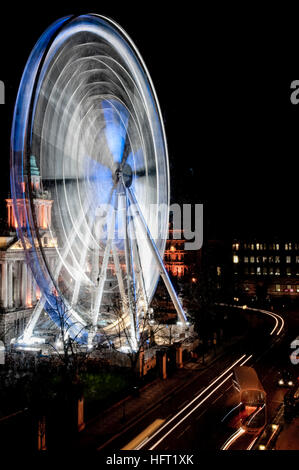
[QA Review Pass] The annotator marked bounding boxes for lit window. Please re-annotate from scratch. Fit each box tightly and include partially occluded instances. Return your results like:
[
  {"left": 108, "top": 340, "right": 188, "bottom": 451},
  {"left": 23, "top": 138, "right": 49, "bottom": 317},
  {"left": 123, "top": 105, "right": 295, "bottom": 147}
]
[
  {"left": 296, "top": 256, "right": 299, "bottom": 264},
  {"left": 250, "top": 267, "right": 255, "bottom": 275},
  {"left": 275, "top": 256, "right": 280, "bottom": 263},
  {"left": 250, "top": 257, "right": 255, "bottom": 263},
  {"left": 285, "top": 243, "right": 289, "bottom": 250},
  {"left": 217, "top": 266, "right": 221, "bottom": 276},
  {"left": 269, "top": 256, "right": 274, "bottom": 263},
  {"left": 275, "top": 268, "right": 280, "bottom": 276},
  {"left": 262, "top": 257, "right": 267, "bottom": 263},
  {"left": 235, "top": 243, "right": 239, "bottom": 251},
  {"left": 296, "top": 285, "right": 299, "bottom": 292},
  {"left": 233, "top": 256, "right": 239, "bottom": 264},
  {"left": 262, "top": 267, "right": 267, "bottom": 275},
  {"left": 275, "top": 284, "right": 281, "bottom": 292},
  {"left": 276, "top": 244, "right": 280, "bottom": 250},
  {"left": 251, "top": 244, "right": 255, "bottom": 250},
  {"left": 256, "top": 256, "right": 261, "bottom": 263},
  {"left": 256, "top": 243, "right": 260, "bottom": 250},
  {"left": 269, "top": 267, "right": 274, "bottom": 275},
  {"left": 286, "top": 267, "right": 291, "bottom": 276},
  {"left": 170, "top": 246, "right": 176, "bottom": 252},
  {"left": 244, "top": 257, "right": 249, "bottom": 263},
  {"left": 257, "top": 266, "right": 261, "bottom": 275},
  {"left": 286, "top": 256, "right": 291, "bottom": 264}
]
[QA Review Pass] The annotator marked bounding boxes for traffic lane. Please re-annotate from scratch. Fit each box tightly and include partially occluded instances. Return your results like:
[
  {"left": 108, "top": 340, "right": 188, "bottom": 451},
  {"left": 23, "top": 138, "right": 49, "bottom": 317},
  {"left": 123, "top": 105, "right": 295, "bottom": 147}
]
[
  {"left": 159, "top": 331, "right": 290, "bottom": 451},
  {"left": 101, "top": 350, "right": 249, "bottom": 451},
  {"left": 141, "top": 372, "right": 242, "bottom": 450}
]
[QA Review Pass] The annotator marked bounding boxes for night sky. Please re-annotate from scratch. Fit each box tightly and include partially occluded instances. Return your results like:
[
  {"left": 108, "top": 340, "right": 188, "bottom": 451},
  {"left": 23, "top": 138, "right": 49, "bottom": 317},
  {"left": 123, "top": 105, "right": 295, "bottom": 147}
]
[{"left": 0, "top": 4, "right": 299, "bottom": 240}]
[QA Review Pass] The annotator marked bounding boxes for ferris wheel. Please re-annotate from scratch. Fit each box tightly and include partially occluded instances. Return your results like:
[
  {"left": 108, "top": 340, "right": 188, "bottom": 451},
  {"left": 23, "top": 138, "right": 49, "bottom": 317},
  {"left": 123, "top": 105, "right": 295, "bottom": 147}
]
[{"left": 11, "top": 14, "right": 186, "bottom": 348}]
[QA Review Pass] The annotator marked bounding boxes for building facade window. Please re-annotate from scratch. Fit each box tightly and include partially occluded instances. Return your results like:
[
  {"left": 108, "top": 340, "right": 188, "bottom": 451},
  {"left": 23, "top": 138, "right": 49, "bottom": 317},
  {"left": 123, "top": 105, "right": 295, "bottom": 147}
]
[
  {"left": 286, "top": 256, "right": 291, "bottom": 264},
  {"left": 275, "top": 284, "right": 281, "bottom": 292},
  {"left": 233, "top": 255, "right": 239, "bottom": 264}
]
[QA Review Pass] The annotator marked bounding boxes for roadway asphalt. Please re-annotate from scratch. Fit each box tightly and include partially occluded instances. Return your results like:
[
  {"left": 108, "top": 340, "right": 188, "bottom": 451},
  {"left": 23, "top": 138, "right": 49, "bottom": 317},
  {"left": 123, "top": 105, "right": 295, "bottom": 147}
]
[{"left": 89, "top": 305, "right": 295, "bottom": 452}]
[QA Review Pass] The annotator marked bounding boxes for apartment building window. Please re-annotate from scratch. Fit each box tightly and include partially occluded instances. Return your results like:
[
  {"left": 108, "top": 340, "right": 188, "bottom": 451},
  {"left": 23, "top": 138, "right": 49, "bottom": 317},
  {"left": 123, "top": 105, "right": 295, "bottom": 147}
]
[
  {"left": 269, "top": 256, "right": 274, "bottom": 263},
  {"left": 244, "top": 267, "right": 249, "bottom": 275},
  {"left": 262, "top": 267, "right": 267, "bottom": 275},
  {"left": 286, "top": 256, "right": 291, "bottom": 264},
  {"left": 233, "top": 255, "right": 239, "bottom": 264},
  {"left": 275, "top": 256, "right": 280, "bottom": 263},
  {"left": 256, "top": 243, "right": 260, "bottom": 250},
  {"left": 296, "top": 285, "right": 299, "bottom": 293},
  {"left": 275, "top": 268, "right": 280, "bottom": 275},
  {"left": 275, "top": 284, "right": 281, "bottom": 292},
  {"left": 244, "top": 257, "right": 249, "bottom": 263},
  {"left": 269, "top": 267, "right": 274, "bottom": 275},
  {"left": 217, "top": 266, "right": 221, "bottom": 276},
  {"left": 250, "top": 256, "right": 255, "bottom": 263},
  {"left": 262, "top": 256, "right": 267, "bottom": 263},
  {"left": 257, "top": 266, "right": 261, "bottom": 275},
  {"left": 250, "top": 267, "right": 255, "bottom": 275},
  {"left": 286, "top": 267, "right": 291, "bottom": 276},
  {"left": 251, "top": 244, "right": 255, "bottom": 250},
  {"left": 296, "top": 256, "right": 299, "bottom": 263},
  {"left": 276, "top": 244, "right": 280, "bottom": 250},
  {"left": 256, "top": 256, "right": 261, "bottom": 263}
]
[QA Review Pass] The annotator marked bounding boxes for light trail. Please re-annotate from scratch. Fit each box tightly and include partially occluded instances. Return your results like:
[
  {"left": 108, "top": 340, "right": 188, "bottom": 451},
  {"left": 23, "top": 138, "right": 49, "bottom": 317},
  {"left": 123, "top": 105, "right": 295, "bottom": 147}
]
[
  {"left": 122, "top": 419, "right": 165, "bottom": 450},
  {"left": 137, "top": 354, "right": 247, "bottom": 450},
  {"left": 247, "top": 436, "right": 258, "bottom": 450},
  {"left": 218, "top": 303, "right": 285, "bottom": 336},
  {"left": 221, "top": 427, "right": 245, "bottom": 450}
]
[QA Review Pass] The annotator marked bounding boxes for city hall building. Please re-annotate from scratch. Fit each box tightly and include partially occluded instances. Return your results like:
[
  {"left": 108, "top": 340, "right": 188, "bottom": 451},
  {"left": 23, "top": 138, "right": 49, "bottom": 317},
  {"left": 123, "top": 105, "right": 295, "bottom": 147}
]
[{"left": 0, "top": 156, "right": 56, "bottom": 344}]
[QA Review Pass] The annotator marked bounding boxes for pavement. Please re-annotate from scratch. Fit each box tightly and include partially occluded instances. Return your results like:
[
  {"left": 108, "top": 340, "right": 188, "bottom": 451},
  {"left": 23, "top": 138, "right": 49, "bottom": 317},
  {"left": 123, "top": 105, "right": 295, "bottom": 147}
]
[{"left": 77, "top": 339, "right": 239, "bottom": 450}]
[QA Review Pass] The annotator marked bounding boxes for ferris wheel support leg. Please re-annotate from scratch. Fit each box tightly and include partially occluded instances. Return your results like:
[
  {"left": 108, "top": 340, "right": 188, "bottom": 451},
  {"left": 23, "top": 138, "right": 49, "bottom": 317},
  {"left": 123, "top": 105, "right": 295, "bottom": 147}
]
[
  {"left": 119, "top": 191, "right": 138, "bottom": 351},
  {"left": 20, "top": 296, "right": 46, "bottom": 342},
  {"left": 91, "top": 210, "right": 116, "bottom": 336},
  {"left": 131, "top": 230, "right": 148, "bottom": 313},
  {"left": 111, "top": 243, "right": 126, "bottom": 306},
  {"left": 127, "top": 187, "right": 187, "bottom": 324}
]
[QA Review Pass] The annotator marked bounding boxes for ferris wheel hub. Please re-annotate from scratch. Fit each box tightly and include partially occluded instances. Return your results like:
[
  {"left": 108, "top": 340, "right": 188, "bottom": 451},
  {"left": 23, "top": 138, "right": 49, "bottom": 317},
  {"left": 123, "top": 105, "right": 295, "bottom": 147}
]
[{"left": 113, "top": 163, "right": 133, "bottom": 188}]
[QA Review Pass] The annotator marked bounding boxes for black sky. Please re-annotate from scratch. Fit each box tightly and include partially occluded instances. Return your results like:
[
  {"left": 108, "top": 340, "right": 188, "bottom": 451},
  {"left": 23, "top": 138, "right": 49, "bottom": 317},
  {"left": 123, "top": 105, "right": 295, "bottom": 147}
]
[{"left": 1, "top": 4, "right": 299, "bottom": 240}]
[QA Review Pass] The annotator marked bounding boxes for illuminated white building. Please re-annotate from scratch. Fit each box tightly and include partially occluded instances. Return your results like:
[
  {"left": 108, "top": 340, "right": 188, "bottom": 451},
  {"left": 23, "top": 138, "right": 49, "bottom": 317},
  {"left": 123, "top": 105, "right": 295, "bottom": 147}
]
[{"left": 0, "top": 156, "right": 56, "bottom": 344}]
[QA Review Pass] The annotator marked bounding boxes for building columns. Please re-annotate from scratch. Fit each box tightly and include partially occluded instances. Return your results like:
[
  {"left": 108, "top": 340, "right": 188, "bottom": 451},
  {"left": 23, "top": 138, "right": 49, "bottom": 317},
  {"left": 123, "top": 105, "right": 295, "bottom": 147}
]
[
  {"left": 1, "top": 262, "right": 8, "bottom": 308},
  {"left": 8, "top": 262, "right": 13, "bottom": 309}
]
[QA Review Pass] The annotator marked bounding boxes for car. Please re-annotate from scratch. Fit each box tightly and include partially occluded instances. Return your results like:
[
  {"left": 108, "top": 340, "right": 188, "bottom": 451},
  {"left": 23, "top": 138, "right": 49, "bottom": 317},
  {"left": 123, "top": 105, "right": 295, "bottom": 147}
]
[{"left": 277, "top": 369, "right": 295, "bottom": 388}]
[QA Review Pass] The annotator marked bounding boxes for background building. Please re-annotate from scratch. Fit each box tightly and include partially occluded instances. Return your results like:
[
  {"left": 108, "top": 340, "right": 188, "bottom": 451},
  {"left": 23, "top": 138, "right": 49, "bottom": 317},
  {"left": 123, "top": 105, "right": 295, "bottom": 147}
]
[{"left": 232, "top": 239, "right": 299, "bottom": 302}]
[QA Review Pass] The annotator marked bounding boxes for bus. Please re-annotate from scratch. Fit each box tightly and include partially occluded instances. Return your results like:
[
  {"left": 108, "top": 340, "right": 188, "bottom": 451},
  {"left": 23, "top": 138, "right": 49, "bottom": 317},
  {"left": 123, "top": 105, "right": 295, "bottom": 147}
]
[{"left": 232, "top": 366, "right": 267, "bottom": 434}]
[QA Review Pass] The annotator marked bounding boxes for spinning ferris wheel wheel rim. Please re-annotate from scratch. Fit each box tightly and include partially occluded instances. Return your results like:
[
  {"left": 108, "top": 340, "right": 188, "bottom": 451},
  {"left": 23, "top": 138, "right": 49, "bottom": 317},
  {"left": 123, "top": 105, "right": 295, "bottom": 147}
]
[{"left": 11, "top": 14, "right": 171, "bottom": 344}]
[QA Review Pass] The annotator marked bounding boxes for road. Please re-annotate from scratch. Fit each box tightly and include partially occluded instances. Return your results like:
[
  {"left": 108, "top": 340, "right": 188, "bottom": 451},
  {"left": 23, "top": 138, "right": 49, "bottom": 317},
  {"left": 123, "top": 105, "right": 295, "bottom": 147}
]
[{"left": 100, "top": 305, "right": 295, "bottom": 451}]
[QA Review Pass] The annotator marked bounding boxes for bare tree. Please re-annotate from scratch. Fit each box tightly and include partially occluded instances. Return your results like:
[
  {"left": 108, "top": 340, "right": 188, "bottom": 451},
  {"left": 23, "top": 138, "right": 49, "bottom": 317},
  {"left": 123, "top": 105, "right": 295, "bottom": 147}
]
[{"left": 100, "top": 292, "right": 165, "bottom": 378}]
